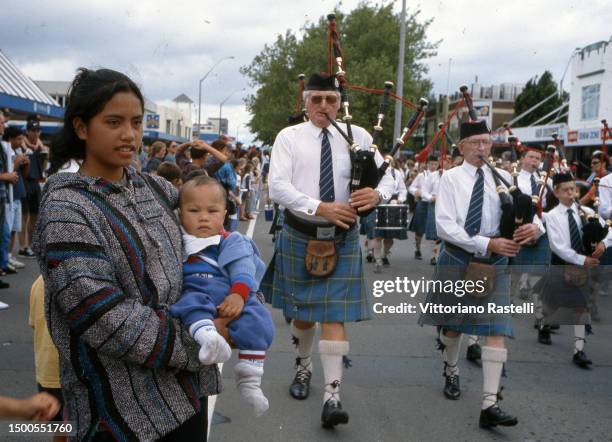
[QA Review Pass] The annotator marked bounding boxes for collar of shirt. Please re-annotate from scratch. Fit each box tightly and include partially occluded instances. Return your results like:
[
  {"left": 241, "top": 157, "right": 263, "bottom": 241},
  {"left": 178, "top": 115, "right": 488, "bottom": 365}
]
[
  {"left": 461, "top": 160, "right": 482, "bottom": 177},
  {"left": 182, "top": 230, "right": 222, "bottom": 261},
  {"left": 519, "top": 169, "right": 537, "bottom": 179},
  {"left": 306, "top": 120, "right": 336, "bottom": 140}
]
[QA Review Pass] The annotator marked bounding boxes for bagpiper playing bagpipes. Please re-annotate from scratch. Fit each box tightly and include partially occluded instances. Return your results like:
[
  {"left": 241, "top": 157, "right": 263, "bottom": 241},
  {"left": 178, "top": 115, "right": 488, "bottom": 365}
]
[
  {"left": 261, "top": 13, "right": 437, "bottom": 429},
  {"left": 418, "top": 84, "right": 545, "bottom": 429}
]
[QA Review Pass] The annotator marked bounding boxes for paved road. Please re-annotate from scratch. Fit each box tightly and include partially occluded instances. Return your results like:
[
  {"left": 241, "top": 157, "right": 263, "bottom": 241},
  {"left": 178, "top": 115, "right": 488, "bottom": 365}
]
[{"left": 1, "top": 211, "right": 611, "bottom": 441}]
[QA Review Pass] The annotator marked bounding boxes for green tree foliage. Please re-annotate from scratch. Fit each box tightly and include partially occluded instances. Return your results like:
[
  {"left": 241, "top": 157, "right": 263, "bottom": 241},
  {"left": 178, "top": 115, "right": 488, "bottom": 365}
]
[
  {"left": 241, "top": 2, "right": 439, "bottom": 146},
  {"left": 513, "top": 71, "right": 569, "bottom": 126}
]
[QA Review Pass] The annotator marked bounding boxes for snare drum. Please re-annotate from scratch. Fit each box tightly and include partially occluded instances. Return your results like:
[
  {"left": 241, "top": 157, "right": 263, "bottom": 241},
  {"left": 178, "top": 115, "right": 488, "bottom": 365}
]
[{"left": 375, "top": 204, "right": 409, "bottom": 230}]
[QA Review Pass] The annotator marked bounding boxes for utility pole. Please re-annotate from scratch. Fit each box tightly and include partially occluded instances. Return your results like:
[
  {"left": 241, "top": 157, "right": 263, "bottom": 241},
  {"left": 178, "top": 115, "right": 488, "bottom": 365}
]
[{"left": 393, "top": 0, "right": 407, "bottom": 143}]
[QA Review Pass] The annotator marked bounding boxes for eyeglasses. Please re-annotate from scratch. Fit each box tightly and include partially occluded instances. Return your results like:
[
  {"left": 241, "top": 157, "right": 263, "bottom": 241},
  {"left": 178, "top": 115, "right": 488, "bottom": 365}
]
[{"left": 310, "top": 95, "right": 338, "bottom": 105}]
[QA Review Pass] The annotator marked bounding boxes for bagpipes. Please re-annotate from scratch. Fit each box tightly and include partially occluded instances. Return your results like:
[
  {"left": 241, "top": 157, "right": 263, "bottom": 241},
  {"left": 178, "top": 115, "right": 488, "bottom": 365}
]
[
  {"left": 323, "top": 13, "right": 428, "bottom": 209},
  {"left": 288, "top": 74, "right": 308, "bottom": 125},
  {"left": 458, "top": 85, "right": 536, "bottom": 239}
]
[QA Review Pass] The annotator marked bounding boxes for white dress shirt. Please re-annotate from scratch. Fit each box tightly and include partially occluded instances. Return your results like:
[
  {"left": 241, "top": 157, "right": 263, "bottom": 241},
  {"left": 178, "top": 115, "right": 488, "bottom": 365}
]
[
  {"left": 421, "top": 170, "right": 441, "bottom": 202},
  {"left": 269, "top": 120, "right": 395, "bottom": 223},
  {"left": 390, "top": 168, "right": 408, "bottom": 203},
  {"left": 598, "top": 173, "right": 612, "bottom": 220},
  {"left": 408, "top": 170, "right": 429, "bottom": 197},
  {"left": 517, "top": 168, "right": 552, "bottom": 209},
  {"left": 544, "top": 202, "right": 612, "bottom": 266},
  {"left": 436, "top": 161, "right": 544, "bottom": 256}
]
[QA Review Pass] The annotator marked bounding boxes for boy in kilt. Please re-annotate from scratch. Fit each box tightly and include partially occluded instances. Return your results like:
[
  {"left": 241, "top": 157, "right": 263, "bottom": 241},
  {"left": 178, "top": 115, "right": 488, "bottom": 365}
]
[
  {"left": 510, "top": 145, "right": 552, "bottom": 324},
  {"left": 538, "top": 173, "right": 612, "bottom": 367},
  {"left": 262, "top": 73, "right": 394, "bottom": 428},
  {"left": 419, "top": 120, "right": 543, "bottom": 429}
]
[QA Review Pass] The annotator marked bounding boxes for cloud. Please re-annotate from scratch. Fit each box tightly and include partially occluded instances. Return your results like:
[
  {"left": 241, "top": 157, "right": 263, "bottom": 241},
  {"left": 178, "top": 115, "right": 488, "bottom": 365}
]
[{"left": 4, "top": 0, "right": 611, "bottom": 143}]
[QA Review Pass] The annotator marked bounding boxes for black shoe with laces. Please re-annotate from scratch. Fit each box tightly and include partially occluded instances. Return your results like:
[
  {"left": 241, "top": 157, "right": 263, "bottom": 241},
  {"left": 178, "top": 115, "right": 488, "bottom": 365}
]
[
  {"left": 442, "top": 363, "right": 461, "bottom": 400},
  {"left": 466, "top": 343, "right": 482, "bottom": 365},
  {"left": 572, "top": 350, "right": 592, "bottom": 369},
  {"left": 382, "top": 257, "right": 390, "bottom": 266},
  {"left": 538, "top": 326, "right": 552, "bottom": 345},
  {"left": 415, "top": 250, "right": 422, "bottom": 260},
  {"left": 321, "top": 398, "right": 349, "bottom": 429},
  {"left": 289, "top": 358, "right": 311, "bottom": 400},
  {"left": 366, "top": 253, "right": 374, "bottom": 263},
  {"left": 479, "top": 404, "right": 518, "bottom": 428},
  {"left": 0, "top": 280, "right": 9, "bottom": 289}
]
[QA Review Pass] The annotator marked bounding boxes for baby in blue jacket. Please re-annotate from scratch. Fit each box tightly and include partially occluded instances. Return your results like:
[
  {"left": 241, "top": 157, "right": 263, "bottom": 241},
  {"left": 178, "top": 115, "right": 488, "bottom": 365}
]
[{"left": 170, "top": 176, "right": 274, "bottom": 416}]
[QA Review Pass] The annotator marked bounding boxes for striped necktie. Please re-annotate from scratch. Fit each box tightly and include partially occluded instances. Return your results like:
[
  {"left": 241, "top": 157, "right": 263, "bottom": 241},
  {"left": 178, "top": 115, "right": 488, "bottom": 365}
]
[
  {"left": 319, "top": 128, "right": 335, "bottom": 202},
  {"left": 567, "top": 208, "right": 583, "bottom": 253},
  {"left": 530, "top": 174, "right": 538, "bottom": 196},
  {"left": 464, "top": 167, "right": 484, "bottom": 237}
]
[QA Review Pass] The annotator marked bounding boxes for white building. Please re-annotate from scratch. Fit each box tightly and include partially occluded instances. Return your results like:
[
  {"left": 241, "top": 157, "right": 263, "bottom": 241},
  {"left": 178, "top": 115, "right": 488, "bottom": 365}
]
[{"left": 567, "top": 37, "right": 612, "bottom": 147}]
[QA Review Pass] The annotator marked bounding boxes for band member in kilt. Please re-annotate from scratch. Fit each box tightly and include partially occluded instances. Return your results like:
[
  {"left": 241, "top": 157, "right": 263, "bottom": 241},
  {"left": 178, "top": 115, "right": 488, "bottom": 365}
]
[
  {"left": 419, "top": 120, "right": 543, "bottom": 429},
  {"left": 408, "top": 160, "right": 432, "bottom": 260},
  {"left": 539, "top": 173, "right": 612, "bottom": 366},
  {"left": 262, "top": 73, "right": 394, "bottom": 428},
  {"left": 422, "top": 154, "right": 441, "bottom": 265},
  {"left": 371, "top": 155, "right": 408, "bottom": 273},
  {"left": 510, "top": 145, "right": 551, "bottom": 306}
]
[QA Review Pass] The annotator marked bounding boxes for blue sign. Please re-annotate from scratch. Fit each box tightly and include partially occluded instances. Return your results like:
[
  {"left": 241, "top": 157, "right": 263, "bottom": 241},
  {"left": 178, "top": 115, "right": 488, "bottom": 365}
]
[{"left": 146, "top": 114, "right": 160, "bottom": 129}]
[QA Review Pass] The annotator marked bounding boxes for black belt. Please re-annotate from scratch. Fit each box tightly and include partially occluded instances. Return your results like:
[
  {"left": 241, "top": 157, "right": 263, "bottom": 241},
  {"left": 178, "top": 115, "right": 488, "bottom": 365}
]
[
  {"left": 284, "top": 209, "right": 354, "bottom": 239},
  {"left": 443, "top": 241, "right": 502, "bottom": 263}
]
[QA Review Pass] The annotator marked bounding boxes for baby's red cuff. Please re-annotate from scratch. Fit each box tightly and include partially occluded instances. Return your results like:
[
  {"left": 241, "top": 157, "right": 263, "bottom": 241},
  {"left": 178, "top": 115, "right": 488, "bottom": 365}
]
[{"left": 230, "top": 282, "right": 250, "bottom": 301}]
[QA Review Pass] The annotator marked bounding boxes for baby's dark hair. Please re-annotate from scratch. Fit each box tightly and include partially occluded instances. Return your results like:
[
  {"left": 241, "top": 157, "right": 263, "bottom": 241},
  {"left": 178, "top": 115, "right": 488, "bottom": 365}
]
[
  {"left": 50, "top": 68, "right": 144, "bottom": 171},
  {"left": 179, "top": 175, "right": 227, "bottom": 208}
]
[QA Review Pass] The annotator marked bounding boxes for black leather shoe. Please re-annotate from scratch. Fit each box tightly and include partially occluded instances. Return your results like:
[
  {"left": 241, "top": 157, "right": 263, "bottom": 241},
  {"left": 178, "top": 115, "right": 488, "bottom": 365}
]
[
  {"left": 538, "top": 326, "right": 552, "bottom": 345},
  {"left": 466, "top": 343, "right": 482, "bottom": 365},
  {"left": 382, "top": 257, "right": 390, "bottom": 266},
  {"left": 366, "top": 253, "right": 374, "bottom": 263},
  {"left": 0, "top": 280, "right": 9, "bottom": 289},
  {"left": 289, "top": 362, "right": 311, "bottom": 400},
  {"left": 415, "top": 250, "right": 422, "bottom": 260},
  {"left": 572, "top": 351, "right": 592, "bottom": 369},
  {"left": 479, "top": 405, "right": 518, "bottom": 428},
  {"left": 430, "top": 257, "right": 437, "bottom": 266},
  {"left": 443, "top": 373, "right": 461, "bottom": 400},
  {"left": 321, "top": 399, "right": 349, "bottom": 428}
]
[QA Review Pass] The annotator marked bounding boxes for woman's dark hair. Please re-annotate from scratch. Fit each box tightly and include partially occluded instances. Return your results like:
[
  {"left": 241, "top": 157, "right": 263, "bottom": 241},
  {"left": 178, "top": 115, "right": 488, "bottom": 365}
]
[
  {"left": 190, "top": 146, "right": 207, "bottom": 160},
  {"left": 156, "top": 162, "right": 181, "bottom": 183},
  {"left": 50, "top": 68, "right": 144, "bottom": 172}
]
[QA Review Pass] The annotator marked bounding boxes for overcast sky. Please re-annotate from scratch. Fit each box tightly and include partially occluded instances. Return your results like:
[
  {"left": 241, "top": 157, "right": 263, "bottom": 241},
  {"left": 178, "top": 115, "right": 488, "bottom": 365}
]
[{"left": 3, "top": 0, "right": 610, "bottom": 144}]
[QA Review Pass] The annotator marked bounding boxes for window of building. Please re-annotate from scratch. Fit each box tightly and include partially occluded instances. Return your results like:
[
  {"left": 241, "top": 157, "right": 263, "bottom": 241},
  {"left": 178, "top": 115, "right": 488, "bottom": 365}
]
[{"left": 581, "top": 84, "right": 600, "bottom": 120}]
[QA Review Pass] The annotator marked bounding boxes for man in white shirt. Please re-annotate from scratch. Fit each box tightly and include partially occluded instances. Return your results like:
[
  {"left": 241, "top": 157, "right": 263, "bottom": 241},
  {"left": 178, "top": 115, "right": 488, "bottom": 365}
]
[
  {"left": 262, "top": 73, "right": 394, "bottom": 429},
  {"left": 540, "top": 173, "right": 612, "bottom": 367},
  {"left": 420, "top": 119, "right": 542, "bottom": 429},
  {"left": 408, "top": 160, "right": 432, "bottom": 259}
]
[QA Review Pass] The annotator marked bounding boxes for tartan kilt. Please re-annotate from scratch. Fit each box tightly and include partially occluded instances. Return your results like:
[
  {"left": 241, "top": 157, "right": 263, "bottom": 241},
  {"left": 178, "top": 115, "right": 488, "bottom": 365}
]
[
  {"left": 509, "top": 233, "right": 551, "bottom": 274},
  {"left": 375, "top": 228, "right": 408, "bottom": 240},
  {"left": 261, "top": 224, "right": 370, "bottom": 323},
  {"left": 540, "top": 263, "right": 591, "bottom": 325},
  {"left": 418, "top": 243, "right": 514, "bottom": 337},
  {"left": 408, "top": 200, "right": 428, "bottom": 235},
  {"left": 359, "top": 211, "right": 377, "bottom": 239},
  {"left": 425, "top": 202, "right": 438, "bottom": 241}
]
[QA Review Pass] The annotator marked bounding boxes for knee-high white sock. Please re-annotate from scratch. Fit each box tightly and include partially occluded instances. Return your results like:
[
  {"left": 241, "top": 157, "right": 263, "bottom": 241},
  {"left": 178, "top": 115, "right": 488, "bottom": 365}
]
[
  {"left": 467, "top": 334, "right": 479, "bottom": 346},
  {"left": 235, "top": 352, "right": 268, "bottom": 417},
  {"left": 373, "top": 239, "right": 383, "bottom": 262},
  {"left": 291, "top": 322, "right": 315, "bottom": 371},
  {"left": 383, "top": 239, "right": 393, "bottom": 256},
  {"left": 319, "top": 340, "right": 349, "bottom": 404},
  {"left": 440, "top": 331, "right": 462, "bottom": 376},
  {"left": 481, "top": 346, "right": 507, "bottom": 409},
  {"left": 574, "top": 325, "right": 586, "bottom": 353}
]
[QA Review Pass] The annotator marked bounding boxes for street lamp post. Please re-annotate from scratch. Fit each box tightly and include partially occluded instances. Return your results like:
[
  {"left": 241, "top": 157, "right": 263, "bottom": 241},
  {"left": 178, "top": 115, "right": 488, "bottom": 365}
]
[
  {"left": 218, "top": 88, "right": 245, "bottom": 136},
  {"left": 236, "top": 122, "right": 247, "bottom": 141},
  {"left": 197, "top": 55, "right": 234, "bottom": 138}
]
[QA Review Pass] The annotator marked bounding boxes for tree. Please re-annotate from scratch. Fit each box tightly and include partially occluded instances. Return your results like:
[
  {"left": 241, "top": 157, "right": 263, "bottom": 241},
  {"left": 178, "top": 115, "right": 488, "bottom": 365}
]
[
  {"left": 241, "top": 2, "right": 439, "bottom": 146},
  {"left": 513, "top": 71, "right": 569, "bottom": 126}
]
